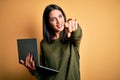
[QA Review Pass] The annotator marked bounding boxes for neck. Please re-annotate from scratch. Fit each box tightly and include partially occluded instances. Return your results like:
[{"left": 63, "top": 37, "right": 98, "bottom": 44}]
[{"left": 53, "top": 32, "right": 60, "bottom": 39}]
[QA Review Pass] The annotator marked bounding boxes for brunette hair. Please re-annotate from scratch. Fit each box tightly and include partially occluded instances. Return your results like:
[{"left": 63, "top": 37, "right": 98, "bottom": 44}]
[{"left": 42, "top": 4, "right": 68, "bottom": 43}]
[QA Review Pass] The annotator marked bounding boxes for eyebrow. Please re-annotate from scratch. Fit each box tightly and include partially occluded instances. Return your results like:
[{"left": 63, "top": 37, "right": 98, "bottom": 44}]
[{"left": 49, "top": 13, "right": 63, "bottom": 18}]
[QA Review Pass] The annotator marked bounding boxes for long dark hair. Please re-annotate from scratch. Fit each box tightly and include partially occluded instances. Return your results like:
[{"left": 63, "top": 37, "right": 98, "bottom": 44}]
[{"left": 43, "top": 4, "right": 68, "bottom": 43}]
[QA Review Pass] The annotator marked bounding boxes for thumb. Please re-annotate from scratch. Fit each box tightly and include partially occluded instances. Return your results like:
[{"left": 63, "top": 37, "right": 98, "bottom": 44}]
[{"left": 67, "top": 33, "right": 71, "bottom": 38}]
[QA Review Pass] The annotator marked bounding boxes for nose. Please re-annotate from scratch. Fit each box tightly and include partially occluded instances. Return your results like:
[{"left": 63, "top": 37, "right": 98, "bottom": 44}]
[{"left": 56, "top": 18, "right": 60, "bottom": 24}]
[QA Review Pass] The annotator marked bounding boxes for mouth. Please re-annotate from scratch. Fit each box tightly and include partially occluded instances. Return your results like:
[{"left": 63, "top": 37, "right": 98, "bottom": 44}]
[{"left": 56, "top": 24, "right": 63, "bottom": 29}]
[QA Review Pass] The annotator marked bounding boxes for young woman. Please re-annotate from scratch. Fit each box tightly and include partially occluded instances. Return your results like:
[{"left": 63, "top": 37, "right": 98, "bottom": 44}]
[{"left": 21, "top": 4, "right": 82, "bottom": 80}]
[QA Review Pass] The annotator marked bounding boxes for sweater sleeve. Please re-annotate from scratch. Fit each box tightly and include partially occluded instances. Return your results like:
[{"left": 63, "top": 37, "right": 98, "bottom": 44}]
[{"left": 70, "top": 24, "right": 82, "bottom": 48}]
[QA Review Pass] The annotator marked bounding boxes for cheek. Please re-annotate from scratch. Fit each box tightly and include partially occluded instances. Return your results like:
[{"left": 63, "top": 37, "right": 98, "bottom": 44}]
[
  {"left": 62, "top": 19, "right": 65, "bottom": 24},
  {"left": 50, "top": 22, "right": 55, "bottom": 25},
  {"left": 49, "top": 22, "right": 56, "bottom": 28}
]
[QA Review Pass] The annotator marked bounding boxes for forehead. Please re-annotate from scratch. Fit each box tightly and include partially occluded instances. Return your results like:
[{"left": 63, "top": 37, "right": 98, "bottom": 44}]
[{"left": 49, "top": 9, "right": 62, "bottom": 17}]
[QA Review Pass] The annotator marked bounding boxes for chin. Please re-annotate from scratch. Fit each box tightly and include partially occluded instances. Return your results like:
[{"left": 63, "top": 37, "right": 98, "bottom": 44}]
[{"left": 58, "top": 28, "right": 64, "bottom": 31}]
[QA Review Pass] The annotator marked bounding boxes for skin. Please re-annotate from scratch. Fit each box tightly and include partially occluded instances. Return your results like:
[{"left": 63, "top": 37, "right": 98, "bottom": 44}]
[{"left": 20, "top": 9, "right": 78, "bottom": 71}]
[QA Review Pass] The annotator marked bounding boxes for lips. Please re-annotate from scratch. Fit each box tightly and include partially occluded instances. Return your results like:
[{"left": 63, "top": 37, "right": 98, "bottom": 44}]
[{"left": 56, "top": 24, "right": 63, "bottom": 29}]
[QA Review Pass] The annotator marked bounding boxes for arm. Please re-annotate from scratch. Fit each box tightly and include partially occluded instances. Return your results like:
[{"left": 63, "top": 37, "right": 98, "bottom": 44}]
[
  {"left": 20, "top": 53, "right": 42, "bottom": 79},
  {"left": 70, "top": 24, "right": 82, "bottom": 47},
  {"left": 65, "top": 19, "right": 82, "bottom": 47}
]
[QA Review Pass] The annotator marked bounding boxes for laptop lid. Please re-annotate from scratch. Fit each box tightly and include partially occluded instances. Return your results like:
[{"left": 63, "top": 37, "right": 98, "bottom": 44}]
[
  {"left": 17, "top": 38, "right": 39, "bottom": 65},
  {"left": 17, "top": 38, "right": 59, "bottom": 74}
]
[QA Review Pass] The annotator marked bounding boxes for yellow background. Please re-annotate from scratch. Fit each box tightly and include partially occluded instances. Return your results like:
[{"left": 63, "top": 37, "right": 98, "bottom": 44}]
[{"left": 0, "top": 0, "right": 120, "bottom": 80}]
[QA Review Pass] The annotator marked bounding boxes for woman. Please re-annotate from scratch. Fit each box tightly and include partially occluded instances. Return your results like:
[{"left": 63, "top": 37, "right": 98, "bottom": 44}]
[{"left": 21, "top": 4, "right": 82, "bottom": 80}]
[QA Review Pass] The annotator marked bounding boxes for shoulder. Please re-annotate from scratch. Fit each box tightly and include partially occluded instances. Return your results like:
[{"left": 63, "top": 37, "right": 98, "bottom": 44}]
[
  {"left": 40, "top": 39, "right": 46, "bottom": 46},
  {"left": 40, "top": 39, "right": 51, "bottom": 47}
]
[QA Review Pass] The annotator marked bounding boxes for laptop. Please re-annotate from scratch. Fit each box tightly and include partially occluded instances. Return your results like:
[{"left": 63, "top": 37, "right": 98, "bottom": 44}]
[{"left": 17, "top": 38, "right": 59, "bottom": 74}]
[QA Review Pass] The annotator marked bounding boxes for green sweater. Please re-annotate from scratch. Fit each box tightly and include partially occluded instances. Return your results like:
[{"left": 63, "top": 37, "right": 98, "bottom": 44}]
[{"left": 33, "top": 25, "right": 82, "bottom": 80}]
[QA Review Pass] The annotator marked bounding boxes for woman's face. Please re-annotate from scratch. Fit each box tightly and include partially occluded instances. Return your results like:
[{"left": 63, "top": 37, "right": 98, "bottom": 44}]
[{"left": 49, "top": 9, "right": 65, "bottom": 33}]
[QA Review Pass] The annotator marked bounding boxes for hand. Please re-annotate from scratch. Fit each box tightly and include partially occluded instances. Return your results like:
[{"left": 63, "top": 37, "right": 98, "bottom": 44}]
[
  {"left": 64, "top": 18, "right": 78, "bottom": 37},
  {"left": 20, "top": 53, "right": 36, "bottom": 71}
]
